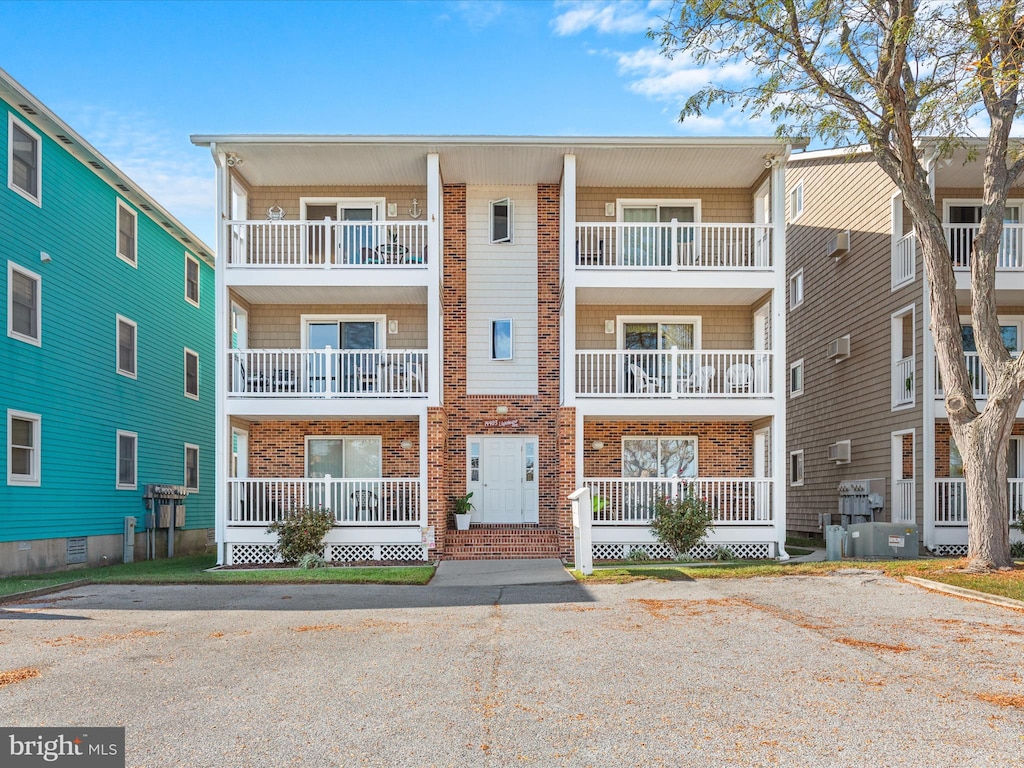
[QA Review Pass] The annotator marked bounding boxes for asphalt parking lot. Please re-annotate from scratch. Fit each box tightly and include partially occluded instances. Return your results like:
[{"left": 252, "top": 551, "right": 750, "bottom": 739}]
[{"left": 1, "top": 566, "right": 1023, "bottom": 767}]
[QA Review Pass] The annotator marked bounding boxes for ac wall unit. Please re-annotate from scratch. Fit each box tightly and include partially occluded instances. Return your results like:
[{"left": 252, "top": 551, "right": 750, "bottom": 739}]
[
  {"left": 828, "top": 334, "right": 851, "bottom": 360},
  {"left": 827, "top": 230, "right": 851, "bottom": 257},
  {"left": 828, "top": 440, "right": 852, "bottom": 463}
]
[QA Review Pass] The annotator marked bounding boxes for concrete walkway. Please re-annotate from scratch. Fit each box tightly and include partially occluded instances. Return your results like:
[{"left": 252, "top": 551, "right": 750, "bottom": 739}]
[{"left": 430, "top": 558, "right": 574, "bottom": 587}]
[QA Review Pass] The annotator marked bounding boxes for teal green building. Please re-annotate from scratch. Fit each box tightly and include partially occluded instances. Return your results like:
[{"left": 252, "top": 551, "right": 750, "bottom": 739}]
[{"left": 1, "top": 68, "right": 214, "bottom": 574}]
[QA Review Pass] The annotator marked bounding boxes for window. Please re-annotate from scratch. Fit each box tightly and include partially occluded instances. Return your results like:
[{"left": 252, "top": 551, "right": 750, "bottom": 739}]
[
  {"left": 789, "top": 180, "right": 804, "bottom": 222},
  {"left": 184, "top": 349, "right": 199, "bottom": 399},
  {"left": 116, "top": 315, "right": 137, "bottom": 378},
  {"left": 469, "top": 441, "right": 481, "bottom": 482},
  {"left": 490, "top": 198, "right": 512, "bottom": 244},
  {"left": 8, "top": 114, "right": 41, "bottom": 205},
  {"left": 185, "top": 253, "right": 200, "bottom": 306},
  {"left": 8, "top": 409, "right": 40, "bottom": 486},
  {"left": 491, "top": 318, "right": 513, "bottom": 361},
  {"left": 184, "top": 444, "right": 200, "bottom": 491},
  {"left": 117, "top": 200, "right": 137, "bottom": 266},
  {"left": 8, "top": 262, "right": 40, "bottom": 345},
  {"left": 116, "top": 431, "right": 137, "bottom": 490},
  {"left": 623, "top": 437, "right": 698, "bottom": 478},
  {"left": 789, "top": 450, "right": 804, "bottom": 486},
  {"left": 789, "top": 269, "right": 804, "bottom": 309},
  {"left": 617, "top": 199, "right": 700, "bottom": 266},
  {"left": 892, "top": 307, "right": 915, "bottom": 409},
  {"left": 790, "top": 359, "right": 804, "bottom": 397}
]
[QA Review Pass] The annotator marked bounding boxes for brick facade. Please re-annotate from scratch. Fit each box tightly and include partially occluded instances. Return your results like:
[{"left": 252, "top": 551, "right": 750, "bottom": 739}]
[{"left": 935, "top": 419, "right": 1024, "bottom": 475}]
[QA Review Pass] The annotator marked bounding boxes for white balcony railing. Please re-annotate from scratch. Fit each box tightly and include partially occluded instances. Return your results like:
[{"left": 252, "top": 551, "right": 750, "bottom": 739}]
[
  {"left": 893, "top": 478, "right": 915, "bottom": 524},
  {"left": 228, "top": 349, "right": 427, "bottom": 398},
  {"left": 575, "top": 222, "right": 771, "bottom": 269},
  {"left": 944, "top": 223, "right": 1024, "bottom": 270},
  {"left": 584, "top": 477, "right": 773, "bottom": 525},
  {"left": 576, "top": 349, "right": 772, "bottom": 398},
  {"left": 227, "top": 477, "right": 422, "bottom": 526},
  {"left": 228, "top": 220, "right": 428, "bottom": 268},
  {"left": 934, "top": 352, "right": 991, "bottom": 400},
  {"left": 893, "top": 231, "right": 915, "bottom": 285},
  {"left": 893, "top": 355, "right": 914, "bottom": 406},
  {"left": 933, "top": 478, "right": 1024, "bottom": 526}
]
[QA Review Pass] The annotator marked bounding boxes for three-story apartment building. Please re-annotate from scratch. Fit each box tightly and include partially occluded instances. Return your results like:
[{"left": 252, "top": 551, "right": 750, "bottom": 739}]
[
  {"left": 2, "top": 69, "right": 215, "bottom": 575},
  {"left": 191, "top": 135, "right": 796, "bottom": 564},
  {"left": 786, "top": 144, "right": 1024, "bottom": 555}
]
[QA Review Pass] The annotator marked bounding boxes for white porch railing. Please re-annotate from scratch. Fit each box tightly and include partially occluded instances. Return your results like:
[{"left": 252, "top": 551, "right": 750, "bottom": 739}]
[
  {"left": 934, "top": 352, "right": 990, "bottom": 400},
  {"left": 944, "top": 223, "right": 1024, "bottom": 270},
  {"left": 933, "top": 478, "right": 1024, "bottom": 526},
  {"left": 227, "top": 220, "right": 429, "bottom": 267},
  {"left": 584, "top": 478, "right": 773, "bottom": 525},
  {"left": 575, "top": 222, "right": 771, "bottom": 269},
  {"left": 576, "top": 349, "right": 772, "bottom": 398},
  {"left": 893, "top": 231, "right": 915, "bottom": 285},
  {"left": 227, "top": 478, "right": 422, "bottom": 525},
  {"left": 893, "top": 355, "right": 914, "bottom": 406},
  {"left": 893, "top": 478, "right": 915, "bottom": 524},
  {"left": 228, "top": 349, "right": 427, "bottom": 398}
]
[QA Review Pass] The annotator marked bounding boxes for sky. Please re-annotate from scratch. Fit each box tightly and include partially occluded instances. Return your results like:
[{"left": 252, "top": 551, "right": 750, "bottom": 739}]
[{"left": 0, "top": 0, "right": 773, "bottom": 247}]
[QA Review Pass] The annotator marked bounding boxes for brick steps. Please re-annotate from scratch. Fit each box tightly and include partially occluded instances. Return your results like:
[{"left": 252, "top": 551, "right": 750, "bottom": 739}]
[{"left": 444, "top": 525, "right": 563, "bottom": 560}]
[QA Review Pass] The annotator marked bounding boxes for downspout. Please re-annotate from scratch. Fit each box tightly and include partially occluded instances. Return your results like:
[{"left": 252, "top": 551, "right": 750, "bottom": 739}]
[
  {"left": 210, "top": 142, "right": 229, "bottom": 565},
  {"left": 773, "top": 143, "right": 795, "bottom": 560},
  {"left": 922, "top": 146, "right": 941, "bottom": 552}
]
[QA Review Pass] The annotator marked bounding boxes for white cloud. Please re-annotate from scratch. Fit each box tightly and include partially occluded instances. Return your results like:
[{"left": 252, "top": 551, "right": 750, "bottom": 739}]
[
  {"left": 63, "top": 106, "right": 215, "bottom": 246},
  {"left": 552, "top": 0, "right": 663, "bottom": 36},
  {"left": 446, "top": 0, "right": 506, "bottom": 30},
  {"left": 616, "top": 47, "right": 752, "bottom": 101}
]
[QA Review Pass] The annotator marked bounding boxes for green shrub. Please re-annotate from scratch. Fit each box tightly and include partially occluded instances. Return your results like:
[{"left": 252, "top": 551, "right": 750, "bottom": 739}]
[
  {"left": 1011, "top": 540, "right": 1024, "bottom": 559},
  {"left": 710, "top": 545, "right": 734, "bottom": 561},
  {"left": 298, "top": 552, "right": 327, "bottom": 570},
  {"left": 626, "top": 547, "right": 652, "bottom": 563},
  {"left": 266, "top": 506, "right": 335, "bottom": 563},
  {"left": 649, "top": 485, "right": 715, "bottom": 556}
]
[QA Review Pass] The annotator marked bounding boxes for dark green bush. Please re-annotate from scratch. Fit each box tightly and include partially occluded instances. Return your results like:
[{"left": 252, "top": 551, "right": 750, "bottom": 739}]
[
  {"left": 649, "top": 486, "right": 715, "bottom": 556},
  {"left": 267, "top": 506, "right": 335, "bottom": 563}
]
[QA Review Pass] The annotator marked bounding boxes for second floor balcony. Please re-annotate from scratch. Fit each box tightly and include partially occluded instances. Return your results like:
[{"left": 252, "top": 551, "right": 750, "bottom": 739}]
[
  {"left": 228, "top": 220, "right": 429, "bottom": 269},
  {"left": 576, "top": 349, "right": 773, "bottom": 398},
  {"left": 575, "top": 222, "right": 772, "bottom": 271}
]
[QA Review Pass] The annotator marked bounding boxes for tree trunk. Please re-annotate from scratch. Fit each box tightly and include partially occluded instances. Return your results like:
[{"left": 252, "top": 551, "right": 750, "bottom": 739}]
[{"left": 953, "top": 408, "right": 1014, "bottom": 571}]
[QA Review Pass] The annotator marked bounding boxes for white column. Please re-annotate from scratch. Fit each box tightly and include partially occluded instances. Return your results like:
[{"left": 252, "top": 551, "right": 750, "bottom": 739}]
[
  {"left": 426, "top": 152, "right": 442, "bottom": 407},
  {"left": 418, "top": 409, "right": 428, "bottom": 528},
  {"left": 922, "top": 160, "right": 937, "bottom": 549},
  {"left": 574, "top": 405, "right": 585, "bottom": 495},
  {"left": 211, "top": 144, "right": 230, "bottom": 565},
  {"left": 561, "top": 153, "right": 577, "bottom": 406},
  {"left": 771, "top": 149, "right": 791, "bottom": 559}
]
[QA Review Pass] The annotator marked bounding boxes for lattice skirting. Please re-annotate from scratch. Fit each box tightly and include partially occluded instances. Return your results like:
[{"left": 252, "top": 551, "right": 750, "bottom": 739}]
[
  {"left": 228, "top": 544, "right": 279, "bottom": 565},
  {"left": 326, "top": 543, "right": 427, "bottom": 563},
  {"left": 592, "top": 542, "right": 774, "bottom": 561},
  {"left": 933, "top": 544, "right": 968, "bottom": 557}
]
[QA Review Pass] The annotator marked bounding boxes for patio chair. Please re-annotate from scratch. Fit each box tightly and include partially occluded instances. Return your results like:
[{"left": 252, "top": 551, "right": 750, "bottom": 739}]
[
  {"left": 687, "top": 365, "right": 716, "bottom": 393},
  {"left": 628, "top": 363, "right": 661, "bottom": 394},
  {"left": 348, "top": 490, "right": 379, "bottom": 522},
  {"left": 272, "top": 368, "right": 296, "bottom": 393},
  {"left": 726, "top": 363, "right": 754, "bottom": 392}
]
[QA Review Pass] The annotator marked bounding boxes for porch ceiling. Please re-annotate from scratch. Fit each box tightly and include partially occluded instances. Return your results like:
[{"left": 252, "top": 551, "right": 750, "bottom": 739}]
[
  {"left": 191, "top": 136, "right": 793, "bottom": 189},
  {"left": 230, "top": 285, "right": 427, "bottom": 305},
  {"left": 576, "top": 285, "right": 772, "bottom": 306}
]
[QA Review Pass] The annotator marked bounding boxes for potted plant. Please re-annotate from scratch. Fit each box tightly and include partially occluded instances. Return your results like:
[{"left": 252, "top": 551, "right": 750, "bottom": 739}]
[{"left": 453, "top": 492, "right": 474, "bottom": 531}]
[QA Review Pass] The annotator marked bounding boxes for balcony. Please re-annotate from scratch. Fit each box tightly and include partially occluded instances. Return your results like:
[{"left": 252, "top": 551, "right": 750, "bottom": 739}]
[
  {"left": 933, "top": 478, "right": 1024, "bottom": 526},
  {"left": 229, "top": 349, "right": 428, "bottom": 398},
  {"left": 576, "top": 350, "right": 772, "bottom": 398},
  {"left": 575, "top": 222, "right": 771, "bottom": 270},
  {"left": 227, "top": 477, "right": 423, "bottom": 526},
  {"left": 228, "top": 220, "right": 429, "bottom": 268},
  {"left": 584, "top": 477, "right": 773, "bottom": 525},
  {"left": 945, "top": 223, "right": 1024, "bottom": 270},
  {"left": 934, "top": 352, "right": 994, "bottom": 401}
]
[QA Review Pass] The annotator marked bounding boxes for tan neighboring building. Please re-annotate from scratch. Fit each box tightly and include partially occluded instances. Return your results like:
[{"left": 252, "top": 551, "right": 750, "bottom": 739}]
[
  {"left": 785, "top": 145, "right": 1024, "bottom": 555},
  {"left": 190, "top": 135, "right": 797, "bottom": 565}
]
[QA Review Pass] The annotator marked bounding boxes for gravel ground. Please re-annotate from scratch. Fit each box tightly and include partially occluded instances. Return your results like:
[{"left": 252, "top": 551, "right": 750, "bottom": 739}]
[{"left": 1, "top": 570, "right": 1022, "bottom": 767}]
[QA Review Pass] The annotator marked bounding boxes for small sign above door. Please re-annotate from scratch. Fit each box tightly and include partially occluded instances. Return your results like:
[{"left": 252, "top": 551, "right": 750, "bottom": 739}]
[{"left": 483, "top": 418, "right": 519, "bottom": 428}]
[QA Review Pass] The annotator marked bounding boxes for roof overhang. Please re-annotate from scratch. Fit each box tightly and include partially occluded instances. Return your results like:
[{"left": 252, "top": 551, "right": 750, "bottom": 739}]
[
  {"left": 189, "top": 134, "right": 801, "bottom": 189},
  {"left": 0, "top": 67, "right": 213, "bottom": 264}
]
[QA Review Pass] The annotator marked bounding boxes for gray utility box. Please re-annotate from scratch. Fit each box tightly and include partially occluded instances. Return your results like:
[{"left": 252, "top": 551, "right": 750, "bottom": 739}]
[{"left": 848, "top": 522, "right": 920, "bottom": 559}]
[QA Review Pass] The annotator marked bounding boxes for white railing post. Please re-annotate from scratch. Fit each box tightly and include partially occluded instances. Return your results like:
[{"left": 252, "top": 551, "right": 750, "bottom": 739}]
[{"left": 569, "top": 488, "right": 593, "bottom": 575}]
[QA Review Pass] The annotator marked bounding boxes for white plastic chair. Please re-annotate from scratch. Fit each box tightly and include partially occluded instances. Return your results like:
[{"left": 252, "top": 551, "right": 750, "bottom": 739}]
[
  {"left": 628, "top": 363, "right": 661, "bottom": 394},
  {"left": 689, "top": 365, "right": 716, "bottom": 393},
  {"left": 726, "top": 363, "right": 754, "bottom": 392}
]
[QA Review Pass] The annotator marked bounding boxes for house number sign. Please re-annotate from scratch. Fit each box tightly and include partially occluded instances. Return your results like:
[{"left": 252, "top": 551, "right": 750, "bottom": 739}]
[{"left": 483, "top": 418, "right": 519, "bottom": 428}]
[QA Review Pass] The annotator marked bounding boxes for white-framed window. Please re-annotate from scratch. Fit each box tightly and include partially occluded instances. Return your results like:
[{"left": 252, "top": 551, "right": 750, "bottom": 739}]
[
  {"left": 789, "top": 269, "right": 804, "bottom": 309},
  {"left": 184, "top": 443, "right": 200, "bottom": 491},
  {"left": 789, "top": 180, "right": 804, "bottom": 222},
  {"left": 490, "top": 198, "right": 512, "bottom": 244},
  {"left": 891, "top": 191, "right": 914, "bottom": 289},
  {"left": 891, "top": 306, "right": 915, "bottom": 410},
  {"left": 790, "top": 359, "right": 804, "bottom": 398},
  {"left": 622, "top": 437, "right": 698, "bottom": 478},
  {"left": 491, "top": 318, "right": 514, "bottom": 361},
  {"left": 116, "top": 315, "right": 137, "bottom": 378},
  {"left": 8, "top": 113, "right": 41, "bottom": 206},
  {"left": 789, "top": 450, "right": 804, "bottom": 486},
  {"left": 117, "top": 199, "right": 138, "bottom": 267},
  {"left": 8, "top": 409, "right": 41, "bottom": 486},
  {"left": 8, "top": 261, "right": 41, "bottom": 346},
  {"left": 184, "top": 348, "right": 199, "bottom": 400},
  {"left": 185, "top": 253, "right": 200, "bottom": 306},
  {"left": 116, "top": 430, "right": 137, "bottom": 490}
]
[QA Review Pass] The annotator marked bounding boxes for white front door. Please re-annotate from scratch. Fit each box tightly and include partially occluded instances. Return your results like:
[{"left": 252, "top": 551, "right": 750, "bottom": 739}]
[{"left": 470, "top": 436, "right": 539, "bottom": 524}]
